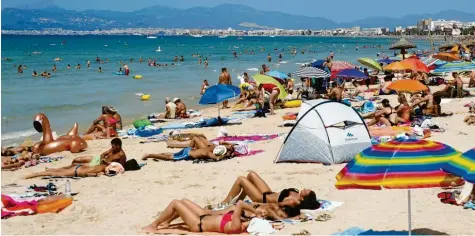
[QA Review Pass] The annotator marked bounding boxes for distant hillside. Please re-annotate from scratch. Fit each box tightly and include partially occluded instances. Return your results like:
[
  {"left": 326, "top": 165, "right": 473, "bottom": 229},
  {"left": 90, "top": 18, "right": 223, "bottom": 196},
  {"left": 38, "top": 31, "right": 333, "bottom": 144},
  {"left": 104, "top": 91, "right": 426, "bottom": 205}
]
[{"left": 1, "top": 4, "right": 474, "bottom": 30}]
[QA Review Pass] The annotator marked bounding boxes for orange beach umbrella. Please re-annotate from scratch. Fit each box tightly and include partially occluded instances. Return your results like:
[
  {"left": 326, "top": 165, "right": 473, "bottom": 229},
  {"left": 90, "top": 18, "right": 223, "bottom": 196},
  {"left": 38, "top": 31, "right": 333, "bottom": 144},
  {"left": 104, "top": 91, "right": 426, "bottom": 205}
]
[
  {"left": 383, "top": 61, "right": 413, "bottom": 71},
  {"left": 387, "top": 79, "right": 428, "bottom": 94},
  {"left": 401, "top": 58, "right": 430, "bottom": 73}
]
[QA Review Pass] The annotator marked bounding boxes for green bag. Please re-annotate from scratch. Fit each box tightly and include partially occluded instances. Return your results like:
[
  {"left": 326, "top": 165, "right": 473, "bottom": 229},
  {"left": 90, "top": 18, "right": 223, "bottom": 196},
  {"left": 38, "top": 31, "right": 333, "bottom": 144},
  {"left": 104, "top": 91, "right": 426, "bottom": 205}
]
[{"left": 133, "top": 119, "right": 152, "bottom": 129}]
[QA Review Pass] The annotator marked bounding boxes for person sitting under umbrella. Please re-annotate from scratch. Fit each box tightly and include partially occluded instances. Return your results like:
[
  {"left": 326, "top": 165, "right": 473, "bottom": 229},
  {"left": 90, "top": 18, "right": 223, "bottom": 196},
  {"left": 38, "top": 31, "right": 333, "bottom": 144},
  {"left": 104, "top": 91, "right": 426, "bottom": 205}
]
[
  {"left": 379, "top": 75, "right": 396, "bottom": 95},
  {"left": 365, "top": 99, "right": 405, "bottom": 126},
  {"left": 411, "top": 90, "right": 440, "bottom": 116}
]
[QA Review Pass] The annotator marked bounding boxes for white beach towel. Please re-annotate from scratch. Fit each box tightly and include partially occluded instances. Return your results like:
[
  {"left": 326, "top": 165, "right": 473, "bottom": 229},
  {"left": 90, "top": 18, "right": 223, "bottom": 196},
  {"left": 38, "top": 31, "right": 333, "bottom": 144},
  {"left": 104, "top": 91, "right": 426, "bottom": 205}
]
[{"left": 302, "top": 200, "right": 344, "bottom": 213}]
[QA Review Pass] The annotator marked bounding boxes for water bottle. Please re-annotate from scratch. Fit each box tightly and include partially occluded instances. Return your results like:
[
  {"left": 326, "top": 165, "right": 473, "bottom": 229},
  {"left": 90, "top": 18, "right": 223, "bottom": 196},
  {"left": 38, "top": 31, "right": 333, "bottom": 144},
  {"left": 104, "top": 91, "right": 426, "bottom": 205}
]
[{"left": 65, "top": 180, "right": 71, "bottom": 196}]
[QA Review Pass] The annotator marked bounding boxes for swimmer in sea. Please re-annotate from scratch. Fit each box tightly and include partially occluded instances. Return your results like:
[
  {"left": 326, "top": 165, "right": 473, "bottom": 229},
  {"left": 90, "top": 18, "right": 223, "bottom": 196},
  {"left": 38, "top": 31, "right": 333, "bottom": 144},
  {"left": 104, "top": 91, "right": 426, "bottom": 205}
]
[
  {"left": 18, "top": 65, "right": 23, "bottom": 73},
  {"left": 180, "top": 56, "right": 185, "bottom": 62},
  {"left": 32, "top": 70, "right": 38, "bottom": 77},
  {"left": 118, "top": 68, "right": 123, "bottom": 73},
  {"left": 87, "top": 60, "right": 91, "bottom": 68},
  {"left": 204, "top": 58, "right": 208, "bottom": 68},
  {"left": 267, "top": 54, "right": 272, "bottom": 62},
  {"left": 67, "top": 64, "right": 71, "bottom": 69},
  {"left": 77, "top": 64, "right": 81, "bottom": 69},
  {"left": 46, "top": 73, "right": 51, "bottom": 79},
  {"left": 96, "top": 56, "right": 100, "bottom": 62},
  {"left": 52, "top": 65, "right": 57, "bottom": 72},
  {"left": 98, "top": 67, "right": 102, "bottom": 73},
  {"left": 139, "top": 57, "right": 143, "bottom": 62}
]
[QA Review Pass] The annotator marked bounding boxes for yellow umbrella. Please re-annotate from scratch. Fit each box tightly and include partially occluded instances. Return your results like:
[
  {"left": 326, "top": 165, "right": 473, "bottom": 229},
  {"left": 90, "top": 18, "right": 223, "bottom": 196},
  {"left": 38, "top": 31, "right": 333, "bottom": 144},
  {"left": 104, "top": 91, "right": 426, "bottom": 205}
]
[
  {"left": 357, "top": 58, "right": 383, "bottom": 71},
  {"left": 252, "top": 74, "right": 288, "bottom": 100},
  {"left": 383, "top": 61, "right": 413, "bottom": 71}
]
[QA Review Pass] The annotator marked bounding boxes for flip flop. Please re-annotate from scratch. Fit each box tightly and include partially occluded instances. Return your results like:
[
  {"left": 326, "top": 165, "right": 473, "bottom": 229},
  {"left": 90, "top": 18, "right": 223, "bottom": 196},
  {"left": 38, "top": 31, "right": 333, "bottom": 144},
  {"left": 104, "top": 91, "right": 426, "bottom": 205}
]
[{"left": 315, "top": 213, "right": 332, "bottom": 222}]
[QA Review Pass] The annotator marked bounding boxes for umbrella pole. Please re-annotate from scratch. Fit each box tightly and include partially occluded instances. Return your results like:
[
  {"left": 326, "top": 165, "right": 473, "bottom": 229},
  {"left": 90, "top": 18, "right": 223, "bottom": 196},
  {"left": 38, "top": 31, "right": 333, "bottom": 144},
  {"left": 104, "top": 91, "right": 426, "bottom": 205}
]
[{"left": 408, "top": 189, "right": 412, "bottom": 236}]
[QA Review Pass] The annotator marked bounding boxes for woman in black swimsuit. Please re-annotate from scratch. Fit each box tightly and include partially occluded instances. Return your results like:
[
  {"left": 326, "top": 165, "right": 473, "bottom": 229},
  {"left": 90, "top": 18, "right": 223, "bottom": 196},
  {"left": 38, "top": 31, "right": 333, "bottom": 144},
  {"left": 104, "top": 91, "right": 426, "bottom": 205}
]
[
  {"left": 366, "top": 99, "right": 399, "bottom": 127},
  {"left": 220, "top": 171, "right": 320, "bottom": 209}
]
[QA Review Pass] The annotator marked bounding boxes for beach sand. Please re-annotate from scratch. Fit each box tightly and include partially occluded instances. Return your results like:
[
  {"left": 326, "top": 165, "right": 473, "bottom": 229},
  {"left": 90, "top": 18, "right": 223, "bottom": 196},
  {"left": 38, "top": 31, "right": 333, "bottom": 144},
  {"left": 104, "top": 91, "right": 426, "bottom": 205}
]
[{"left": 2, "top": 90, "right": 475, "bottom": 235}]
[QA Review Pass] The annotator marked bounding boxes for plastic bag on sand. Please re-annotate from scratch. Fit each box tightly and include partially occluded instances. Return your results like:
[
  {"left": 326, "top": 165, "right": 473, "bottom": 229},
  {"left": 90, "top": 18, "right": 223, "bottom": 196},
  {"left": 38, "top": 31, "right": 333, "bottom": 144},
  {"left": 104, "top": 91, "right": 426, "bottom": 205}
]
[
  {"left": 247, "top": 218, "right": 276, "bottom": 236},
  {"left": 217, "top": 127, "right": 229, "bottom": 137}
]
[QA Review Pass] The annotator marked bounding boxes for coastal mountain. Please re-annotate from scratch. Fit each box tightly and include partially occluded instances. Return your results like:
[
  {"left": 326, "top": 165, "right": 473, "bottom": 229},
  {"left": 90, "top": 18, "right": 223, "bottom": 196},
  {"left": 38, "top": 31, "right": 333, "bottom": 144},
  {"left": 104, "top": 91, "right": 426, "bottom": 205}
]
[{"left": 2, "top": 4, "right": 475, "bottom": 30}]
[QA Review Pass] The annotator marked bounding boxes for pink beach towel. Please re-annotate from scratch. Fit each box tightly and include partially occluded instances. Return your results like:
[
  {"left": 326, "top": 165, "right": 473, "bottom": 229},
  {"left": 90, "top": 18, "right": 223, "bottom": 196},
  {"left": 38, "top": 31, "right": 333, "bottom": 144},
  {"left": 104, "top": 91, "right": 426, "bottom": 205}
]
[{"left": 1, "top": 194, "right": 38, "bottom": 219}]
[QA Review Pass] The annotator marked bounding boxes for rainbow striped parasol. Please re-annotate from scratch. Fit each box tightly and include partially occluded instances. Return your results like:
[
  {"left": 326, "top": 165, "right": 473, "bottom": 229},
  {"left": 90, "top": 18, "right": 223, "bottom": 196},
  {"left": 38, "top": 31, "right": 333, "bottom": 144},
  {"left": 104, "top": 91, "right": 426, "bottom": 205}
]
[
  {"left": 335, "top": 139, "right": 464, "bottom": 235},
  {"left": 336, "top": 139, "right": 463, "bottom": 190},
  {"left": 443, "top": 148, "right": 475, "bottom": 184}
]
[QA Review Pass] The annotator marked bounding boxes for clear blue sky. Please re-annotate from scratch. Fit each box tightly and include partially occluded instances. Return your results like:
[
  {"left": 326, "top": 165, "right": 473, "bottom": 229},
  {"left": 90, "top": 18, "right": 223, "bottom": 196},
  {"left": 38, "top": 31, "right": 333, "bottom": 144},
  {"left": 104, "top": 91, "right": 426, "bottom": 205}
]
[{"left": 2, "top": 0, "right": 474, "bottom": 22}]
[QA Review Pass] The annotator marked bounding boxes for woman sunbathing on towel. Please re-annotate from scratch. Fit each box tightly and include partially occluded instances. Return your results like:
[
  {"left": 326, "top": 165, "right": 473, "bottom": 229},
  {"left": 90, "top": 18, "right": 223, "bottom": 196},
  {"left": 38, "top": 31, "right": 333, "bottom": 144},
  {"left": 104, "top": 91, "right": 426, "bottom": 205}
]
[
  {"left": 142, "top": 136, "right": 236, "bottom": 161},
  {"left": 141, "top": 198, "right": 298, "bottom": 234},
  {"left": 1, "top": 146, "right": 32, "bottom": 156},
  {"left": 24, "top": 163, "right": 107, "bottom": 179},
  {"left": 220, "top": 171, "right": 320, "bottom": 210}
]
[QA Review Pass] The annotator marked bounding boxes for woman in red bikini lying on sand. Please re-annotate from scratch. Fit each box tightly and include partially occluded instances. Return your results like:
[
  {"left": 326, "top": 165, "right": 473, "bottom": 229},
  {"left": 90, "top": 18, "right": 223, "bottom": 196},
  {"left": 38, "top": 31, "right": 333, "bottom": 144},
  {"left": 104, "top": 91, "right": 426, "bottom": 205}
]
[{"left": 141, "top": 198, "right": 299, "bottom": 234}]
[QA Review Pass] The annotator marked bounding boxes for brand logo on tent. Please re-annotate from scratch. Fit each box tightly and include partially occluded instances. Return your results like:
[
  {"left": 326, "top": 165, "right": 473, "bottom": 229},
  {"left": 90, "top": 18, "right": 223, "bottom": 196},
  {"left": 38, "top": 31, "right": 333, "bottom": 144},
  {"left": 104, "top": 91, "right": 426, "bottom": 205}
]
[{"left": 345, "top": 132, "right": 357, "bottom": 141}]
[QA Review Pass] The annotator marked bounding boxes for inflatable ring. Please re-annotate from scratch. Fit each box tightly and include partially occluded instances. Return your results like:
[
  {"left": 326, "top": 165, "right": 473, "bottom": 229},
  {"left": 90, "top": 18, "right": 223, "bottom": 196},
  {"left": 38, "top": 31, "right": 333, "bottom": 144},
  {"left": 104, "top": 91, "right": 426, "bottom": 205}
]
[
  {"left": 282, "top": 100, "right": 302, "bottom": 108},
  {"left": 141, "top": 94, "right": 151, "bottom": 101},
  {"left": 133, "top": 75, "right": 143, "bottom": 79}
]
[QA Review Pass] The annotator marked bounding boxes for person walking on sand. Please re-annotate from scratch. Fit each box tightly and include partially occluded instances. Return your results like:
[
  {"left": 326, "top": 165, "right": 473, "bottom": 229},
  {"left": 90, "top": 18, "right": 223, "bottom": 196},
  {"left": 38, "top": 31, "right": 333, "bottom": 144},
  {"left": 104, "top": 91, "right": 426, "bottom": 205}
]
[{"left": 218, "top": 68, "right": 232, "bottom": 109}]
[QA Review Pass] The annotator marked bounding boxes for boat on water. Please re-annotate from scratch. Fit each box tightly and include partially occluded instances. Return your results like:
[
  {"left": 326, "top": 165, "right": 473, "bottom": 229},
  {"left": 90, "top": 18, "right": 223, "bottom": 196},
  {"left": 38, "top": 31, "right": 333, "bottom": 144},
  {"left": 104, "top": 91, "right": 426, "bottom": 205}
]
[
  {"left": 155, "top": 46, "right": 162, "bottom": 52},
  {"left": 218, "top": 35, "right": 228, "bottom": 38},
  {"left": 190, "top": 35, "right": 203, "bottom": 38},
  {"left": 269, "top": 36, "right": 276, "bottom": 38},
  {"left": 133, "top": 33, "right": 143, "bottom": 36},
  {"left": 146, "top": 36, "right": 157, "bottom": 39}
]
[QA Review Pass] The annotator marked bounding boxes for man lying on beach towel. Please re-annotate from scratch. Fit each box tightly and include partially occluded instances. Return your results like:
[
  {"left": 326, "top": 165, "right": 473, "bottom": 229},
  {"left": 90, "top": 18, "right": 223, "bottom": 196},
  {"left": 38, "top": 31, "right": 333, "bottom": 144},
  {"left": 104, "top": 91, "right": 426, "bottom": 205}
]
[
  {"left": 24, "top": 138, "right": 126, "bottom": 179},
  {"left": 142, "top": 136, "right": 236, "bottom": 161}
]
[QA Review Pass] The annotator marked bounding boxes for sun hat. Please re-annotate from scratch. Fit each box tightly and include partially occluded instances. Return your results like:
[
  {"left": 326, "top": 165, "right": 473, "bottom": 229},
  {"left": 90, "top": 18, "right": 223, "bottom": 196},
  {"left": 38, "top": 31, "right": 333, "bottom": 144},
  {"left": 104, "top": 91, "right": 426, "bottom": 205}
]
[
  {"left": 213, "top": 145, "right": 227, "bottom": 156},
  {"left": 173, "top": 98, "right": 180, "bottom": 102}
]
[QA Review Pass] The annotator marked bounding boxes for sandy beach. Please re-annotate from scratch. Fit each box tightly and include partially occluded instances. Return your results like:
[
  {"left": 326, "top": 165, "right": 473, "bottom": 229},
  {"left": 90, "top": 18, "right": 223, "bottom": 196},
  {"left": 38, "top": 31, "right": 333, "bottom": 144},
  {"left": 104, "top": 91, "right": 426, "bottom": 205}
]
[{"left": 2, "top": 87, "right": 475, "bottom": 235}]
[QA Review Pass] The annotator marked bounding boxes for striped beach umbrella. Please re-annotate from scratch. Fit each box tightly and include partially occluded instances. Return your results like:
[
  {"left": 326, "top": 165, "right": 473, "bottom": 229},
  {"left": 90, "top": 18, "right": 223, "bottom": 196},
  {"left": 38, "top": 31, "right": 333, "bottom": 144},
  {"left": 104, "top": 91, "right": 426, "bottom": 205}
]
[
  {"left": 432, "top": 61, "right": 475, "bottom": 73},
  {"left": 335, "top": 69, "right": 368, "bottom": 79},
  {"left": 336, "top": 139, "right": 463, "bottom": 190},
  {"left": 331, "top": 61, "right": 356, "bottom": 72},
  {"left": 443, "top": 148, "right": 475, "bottom": 183},
  {"left": 292, "top": 67, "right": 329, "bottom": 78},
  {"left": 335, "top": 139, "right": 463, "bottom": 234}
]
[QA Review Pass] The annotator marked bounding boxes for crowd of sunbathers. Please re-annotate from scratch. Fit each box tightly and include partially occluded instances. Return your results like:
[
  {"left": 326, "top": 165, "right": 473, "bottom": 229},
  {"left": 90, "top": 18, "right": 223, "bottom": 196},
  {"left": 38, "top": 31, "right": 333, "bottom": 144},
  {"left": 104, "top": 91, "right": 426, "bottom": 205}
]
[{"left": 141, "top": 171, "right": 320, "bottom": 234}]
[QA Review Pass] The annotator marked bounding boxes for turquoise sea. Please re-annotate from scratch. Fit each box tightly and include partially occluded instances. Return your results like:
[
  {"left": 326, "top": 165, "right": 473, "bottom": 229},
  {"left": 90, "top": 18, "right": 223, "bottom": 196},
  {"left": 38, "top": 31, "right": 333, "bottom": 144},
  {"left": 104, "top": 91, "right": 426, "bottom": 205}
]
[{"left": 1, "top": 35, "right": 432, "bottom": 146}]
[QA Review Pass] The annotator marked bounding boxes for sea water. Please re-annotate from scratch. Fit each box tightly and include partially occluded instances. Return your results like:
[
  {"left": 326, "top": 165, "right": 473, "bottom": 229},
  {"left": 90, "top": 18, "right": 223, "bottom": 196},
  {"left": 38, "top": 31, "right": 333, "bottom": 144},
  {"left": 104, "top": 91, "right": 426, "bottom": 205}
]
[{"left": 1, "top": 35, "right": 432, "bottom": 146}]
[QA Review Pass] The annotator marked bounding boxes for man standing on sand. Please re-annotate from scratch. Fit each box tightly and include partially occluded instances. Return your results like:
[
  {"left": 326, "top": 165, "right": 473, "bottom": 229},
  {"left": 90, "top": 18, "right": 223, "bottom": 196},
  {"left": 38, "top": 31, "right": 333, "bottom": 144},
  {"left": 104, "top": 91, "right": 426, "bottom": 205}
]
[{"left": 218, "top": 68, "right": 232, "bottom": 109}]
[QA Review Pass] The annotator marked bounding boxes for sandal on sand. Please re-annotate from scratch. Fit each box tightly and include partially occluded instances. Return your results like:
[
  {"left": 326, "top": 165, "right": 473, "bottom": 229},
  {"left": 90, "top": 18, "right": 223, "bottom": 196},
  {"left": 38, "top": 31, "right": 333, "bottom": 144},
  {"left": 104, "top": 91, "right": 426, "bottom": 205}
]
[
  {"left": 291, "top": 229, "right": 311, "bottom": 236},
  {"left": 315, "top": 213, "right": 332, "bottom": 222},
  {"left": 437, "top": 192, "right": 452, "bottom": 199}
]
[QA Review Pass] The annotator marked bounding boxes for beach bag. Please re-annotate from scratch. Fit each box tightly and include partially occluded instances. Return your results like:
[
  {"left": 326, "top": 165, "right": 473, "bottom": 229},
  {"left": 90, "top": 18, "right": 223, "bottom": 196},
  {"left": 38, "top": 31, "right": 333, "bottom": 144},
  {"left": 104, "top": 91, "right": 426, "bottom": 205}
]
[
  {"left": 124, "top": 159, "right": 141, "bottom": 171},
  {"left": 133, "top": 119, "right": 152, "bottom": 129}
]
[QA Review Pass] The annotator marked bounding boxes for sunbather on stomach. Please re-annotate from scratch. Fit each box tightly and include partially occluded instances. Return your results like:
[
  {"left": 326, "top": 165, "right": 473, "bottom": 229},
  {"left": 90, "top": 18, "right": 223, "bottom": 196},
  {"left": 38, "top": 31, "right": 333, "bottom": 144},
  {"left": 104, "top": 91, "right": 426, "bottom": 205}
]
[{"left": 220, "top": 171, "right": 320, "bottom": 210}]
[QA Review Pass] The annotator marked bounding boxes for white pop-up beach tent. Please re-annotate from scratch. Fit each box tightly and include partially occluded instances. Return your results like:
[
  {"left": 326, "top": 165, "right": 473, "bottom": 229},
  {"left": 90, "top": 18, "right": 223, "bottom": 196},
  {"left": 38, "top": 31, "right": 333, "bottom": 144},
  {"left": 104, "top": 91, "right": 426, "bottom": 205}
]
[{"left": 275, "top": 99, "right": 371, "bottom": 164}]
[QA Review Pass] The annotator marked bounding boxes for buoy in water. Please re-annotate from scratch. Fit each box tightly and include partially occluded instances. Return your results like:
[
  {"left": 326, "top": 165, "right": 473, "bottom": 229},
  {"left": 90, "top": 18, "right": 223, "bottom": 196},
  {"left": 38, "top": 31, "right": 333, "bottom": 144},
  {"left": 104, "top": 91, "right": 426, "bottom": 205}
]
[
  {"left": 141, "top": 94, "right": 151, "bottom": 101},
  {"left": 133, "top": 75, "right": 143, "bottom": 79}
]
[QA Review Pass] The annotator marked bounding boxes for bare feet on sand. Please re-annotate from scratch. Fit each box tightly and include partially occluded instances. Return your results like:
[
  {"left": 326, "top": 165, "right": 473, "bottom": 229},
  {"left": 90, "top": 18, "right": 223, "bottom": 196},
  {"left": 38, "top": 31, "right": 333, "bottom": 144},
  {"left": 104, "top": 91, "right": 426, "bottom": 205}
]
[{"left": 141, "top": 223, "right": 169, "bottom": 234}]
